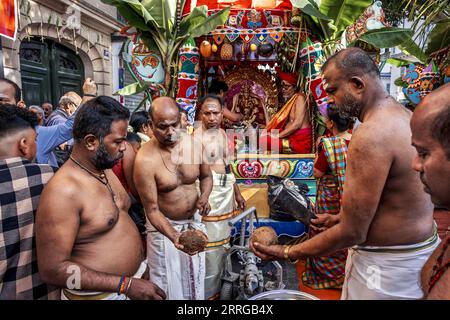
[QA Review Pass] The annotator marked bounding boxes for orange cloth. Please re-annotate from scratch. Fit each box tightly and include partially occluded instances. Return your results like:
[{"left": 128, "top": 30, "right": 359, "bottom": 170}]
[
  {"left": 266, "top": 94, "right": 299, "bottom": 131},
  {"left": 296, "top": 260, "right": 342, "bottom": 300}
]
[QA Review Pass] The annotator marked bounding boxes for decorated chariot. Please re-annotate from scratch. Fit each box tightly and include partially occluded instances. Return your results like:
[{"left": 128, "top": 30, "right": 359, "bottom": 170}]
[{"left": 106, "top": 0, "right": 449, "bottom": 236}]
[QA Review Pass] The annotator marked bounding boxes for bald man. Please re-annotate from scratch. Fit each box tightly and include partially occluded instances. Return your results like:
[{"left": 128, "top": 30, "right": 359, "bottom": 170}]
[
  {"left": 251, "top": 48, "right": 438, "bottom": 300},
  {"left": 410, "top": 84, "right": 450, "bottom": 300},
  {"left": 134, "top": 97, "right": 213, "bottom": 300}
]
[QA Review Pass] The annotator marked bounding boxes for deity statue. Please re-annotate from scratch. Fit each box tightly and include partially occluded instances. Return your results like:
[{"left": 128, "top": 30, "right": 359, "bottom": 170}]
[{"left": 231, "top": 84, "right": 266, "bottom": 128}]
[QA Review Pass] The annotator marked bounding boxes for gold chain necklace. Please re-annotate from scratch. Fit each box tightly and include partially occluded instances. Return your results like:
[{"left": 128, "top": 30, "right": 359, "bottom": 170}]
[
  {"left": 158, "top": 148, "right": 180, "bottom": 182},
  {"left": 69, "top": 155, "right": 117, "bottom": 204}
]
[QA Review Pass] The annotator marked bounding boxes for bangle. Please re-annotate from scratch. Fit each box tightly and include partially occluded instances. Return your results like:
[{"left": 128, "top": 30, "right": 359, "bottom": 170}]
[
  {"left": 125, "top": 278, "right": 133, "bottom": 297},
  {"left": 117, "top": 275, "right": 126, "bottom": 295},
  {"left": 84, "top": 93, "right": 96, "bottom": 97},
  {"left": 284, "top": 245, "right": 299, "bottom": 264}
]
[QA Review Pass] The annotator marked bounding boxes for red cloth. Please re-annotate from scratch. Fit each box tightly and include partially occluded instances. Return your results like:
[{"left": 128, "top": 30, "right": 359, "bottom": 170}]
[
  {"left": 259, "top": 127, "right": 312, "bottom": 153},
  {"left": 288, "top": 127, "right": 313, "bottom": 153},
  {"left": 112, "top": 159, "right": 130, "bottom": 193},
  {"left": 276, "top": 66, "right": 299, "bottom": 85}
]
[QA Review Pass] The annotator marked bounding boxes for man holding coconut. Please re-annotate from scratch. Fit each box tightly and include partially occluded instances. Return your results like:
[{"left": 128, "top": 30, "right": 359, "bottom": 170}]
[{"left": 134, "top": 97, "right": 213, "bottom": 300}]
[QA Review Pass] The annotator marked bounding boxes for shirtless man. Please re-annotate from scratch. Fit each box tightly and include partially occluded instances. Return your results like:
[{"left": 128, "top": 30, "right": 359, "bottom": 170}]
[
  {"left": 252, "top": 48, "right": 438, "bottom": 299},
  {"left": 36, "top": 96, "right": 165, "bottom": 300},
  {"left": 194, "top": 94, "right": 246, "bottom": 299},
  {"left": 410, "top": 83, "right": 450, "bottom": 300},
  {"left": 133, "top": 97, "right": 213, "bottom": 300},
  {"left": 259, "top": 69, "right": 312, "bottom": 154}
]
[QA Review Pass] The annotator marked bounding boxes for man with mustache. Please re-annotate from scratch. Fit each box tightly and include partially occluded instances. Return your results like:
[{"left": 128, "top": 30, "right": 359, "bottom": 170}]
[
  {"left": 251, "top": 47, "right": 438, "bottom": 299},
  {"left": 134, "top": 97, "right": 213, "bottom": 300},
  {"left": 36, "top": 96, "right": 165, "bottom": 300},
  {"left": 410, "top": 83, "right": 450, "bottom": 300}
]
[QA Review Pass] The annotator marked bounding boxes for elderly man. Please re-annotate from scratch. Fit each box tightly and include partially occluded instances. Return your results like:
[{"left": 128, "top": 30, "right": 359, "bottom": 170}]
[
  {"left": 29, "top": 105, "right": 46, "bottom": 126},
  {"left": 259, "top": 68, "right": 312, "bottom": 154},
  {"left": 42, "top": 102, "right": 53, "bottom": 123},
  {"left": 410, "top": 83, "right": 450, "bottom": 300},
  {"left": 252, "top": 48, "right": 438, "bottom": 300},
  {"left": 194, "top": 94, "right": 246, "bottom": 299},
  {"left": 0, "top": 105, "right": 59, "bottom": 299},
  {"left": 46, "top": 92, "right": 82, "bottom": 127},
  {"left": 36, "top": 96, "right": 165, "bottom": 300},
  {"left": 0, "top": 77, "right": 96, "bottom": 167},
  {"left": 134, "top": 97, "right": 213, "bottom": 300},
  {"left": 46, "top": 93, "right": 83, "bottom": 166}
]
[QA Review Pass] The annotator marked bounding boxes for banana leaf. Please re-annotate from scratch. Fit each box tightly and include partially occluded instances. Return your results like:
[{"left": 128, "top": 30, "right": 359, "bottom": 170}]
[
  {"left": 386, "top": 57, "right": 415, "bottom": 67},
  {"left": 141, "top": 0, "right": 178, "bottom": 39},
  {"left": 291, "top": 0, "right": 331, "bottom": 21},
  {"left": 179, "top": 5, "right": 209, "bottom": 36},
  {"left": 398, "top": 38, "right": 428, "bottom": 64},
  {"left": 319, "top": 0, "right": 373, "bottom": 37},
  {"left": 101, "top": 0, "right": 151, "bottom": 31},
  {"left": 114, "top": 82, "right": 151, "bottom": 96},
  {"left": 353, "top": 27, "right": 413, "bottom": 48},
  {"left": 122, "top": 0, "right": 157, "bottom": 27},
  {"left": 187, "top": 7, "right": 230, "bottom": 38},
  {"left": 425, "top": 19, "right": 450, "bottom": 55}
]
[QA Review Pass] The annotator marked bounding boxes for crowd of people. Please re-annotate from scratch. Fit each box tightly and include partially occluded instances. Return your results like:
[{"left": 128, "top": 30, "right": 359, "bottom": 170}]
[{"left": 0, "top": 47, "right": 448, "bottom": 300}]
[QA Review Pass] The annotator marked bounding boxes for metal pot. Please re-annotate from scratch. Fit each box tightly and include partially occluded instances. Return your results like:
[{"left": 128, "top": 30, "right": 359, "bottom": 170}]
[{"left": 248, "top": 290, "right": 320, "bottom": 300}]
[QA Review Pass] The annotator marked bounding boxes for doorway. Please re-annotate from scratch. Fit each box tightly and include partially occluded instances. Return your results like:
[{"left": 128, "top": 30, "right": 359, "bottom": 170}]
[{"left": 19, "top": 38, "right": 85, "bottom": 107}]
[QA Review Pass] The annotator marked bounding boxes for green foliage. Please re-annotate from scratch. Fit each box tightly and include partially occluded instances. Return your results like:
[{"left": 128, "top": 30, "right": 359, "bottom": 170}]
[
  {"left": 102, "top": 0, "right": 230, "bottom": 97},
  {"left": 318, "top": 0, "right": 374, "bottom": 38},
  {"left": 353, "top": 27, "right": 413, "bottom": 48},
  {"left": 114, "top": 82, "right": 151, "bottom": 96},
  {"left": 425, "top": 18, "right": 450, "bottom": 55}
]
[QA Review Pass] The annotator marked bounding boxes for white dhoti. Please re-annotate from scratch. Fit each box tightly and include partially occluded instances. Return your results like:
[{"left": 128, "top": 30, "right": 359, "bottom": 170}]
[
  {"left": 341, "top": 225, "right": 440, "bottom": 300},
  {"left": 201, "top": 171, "right": 237, "bottom": 300},
  {"left": 146, "top": 216, "right": 206, "bottom": 300},
  {"left": 61, "top": 260, "right": 148, "bottom": 300}
]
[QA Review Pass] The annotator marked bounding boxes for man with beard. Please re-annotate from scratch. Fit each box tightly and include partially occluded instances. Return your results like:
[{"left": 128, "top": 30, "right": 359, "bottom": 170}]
[
  {"left": 36, "top": 96, "right": 165, "bottom": 300},
  {"left": 194, "top": 95, "right": 246, "bottom": 299},
  {"left": 251, "top": 47, "right": 438, "bottom": 300},
  {"left": 134, "top": 97, "right": 213, "bottom": 300},
  {"left": 258, "top": 68, "right": 312, "bottom": 154},
  {"left": 410, "top": 83, "right": 450, "bottom": 300}
]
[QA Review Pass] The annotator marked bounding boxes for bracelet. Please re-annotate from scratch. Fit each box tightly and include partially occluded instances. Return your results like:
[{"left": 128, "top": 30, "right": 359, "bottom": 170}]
[
  {"left": 117, "top": 275, "right": 126, "bottom": 295},
  {"left": 125, "top": 278, "right": 134, "bottom": 297},
  {"left": 84, "top": 93, "right": 96, "bottom": 97},
  {"left": 283, "top": 245, "right": 299, "bottom": 264}
]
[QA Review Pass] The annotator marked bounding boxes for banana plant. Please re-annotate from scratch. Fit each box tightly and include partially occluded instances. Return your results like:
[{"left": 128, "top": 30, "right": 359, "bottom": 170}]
[
  {"left": 102, "top": 0, "right": 230, "bottom": 97},
  {"left": 290, "top": 0, "right": 434, "bottom": 63}
]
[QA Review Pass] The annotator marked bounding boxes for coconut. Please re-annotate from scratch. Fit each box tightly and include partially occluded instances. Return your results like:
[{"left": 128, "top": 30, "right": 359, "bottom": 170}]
[
  {"left": 179, "top": 229, "right": 208, "bottom": 254},
  {"left": 200, "top": 40, "right": 212, "bottom": 58},
  {"left": 251, "top": 226, "right": 278, "bottom": 247}
]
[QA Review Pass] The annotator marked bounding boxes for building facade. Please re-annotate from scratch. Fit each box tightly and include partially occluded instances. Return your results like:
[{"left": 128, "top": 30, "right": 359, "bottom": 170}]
[{"left": 0, "top": 0, "right": 142, "bottom": 109}]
